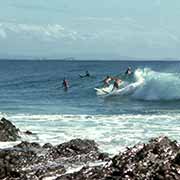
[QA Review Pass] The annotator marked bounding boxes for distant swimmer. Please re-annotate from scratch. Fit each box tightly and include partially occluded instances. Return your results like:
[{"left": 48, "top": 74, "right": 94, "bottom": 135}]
[
  {"left": 85, "top": 70, "right": 90, "bottom": 77},
  {"left": 103, "top": 75, "right": 112, "bottom": 87},
  {"left": 112, "top": 78, "right": 122, "bottom": 91},
  {"left": 125, "top": 66, "right": 132, "bottom": 75},
  {"left": 62, "top": 78, "right": 69, "bottom": 90},
  {"left": 80, "top": 71, "right": 90, "bottom": 78}
]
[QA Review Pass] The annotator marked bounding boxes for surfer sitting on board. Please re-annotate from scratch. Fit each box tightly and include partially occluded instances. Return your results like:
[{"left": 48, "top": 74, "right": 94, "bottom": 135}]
[
  {"left": 125, "top": 66, "right": 132, "bottom": 75},
  {"left": 62, "top": 78, "right": 69, "bottom": 90},
  {"left": 103, "top": 75, "right": 112, "bottom": 87},
  {"left": 80, "top": 71, "right": 90, "bottom": 78},
  {"left": 112, "top": 78, "right": 122, "bottom": 91}
]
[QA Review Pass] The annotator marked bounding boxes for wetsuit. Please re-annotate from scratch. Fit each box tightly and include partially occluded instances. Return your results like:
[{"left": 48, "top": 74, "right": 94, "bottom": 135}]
[
  {"left": 104, "top": 77, "right": 111, "bottom": 86},
  {"left": 63, "top": 80, "right": 68, "bottom": 89},
  {"left": 113, "top": 79, "right": 122, "bottom": 89}
]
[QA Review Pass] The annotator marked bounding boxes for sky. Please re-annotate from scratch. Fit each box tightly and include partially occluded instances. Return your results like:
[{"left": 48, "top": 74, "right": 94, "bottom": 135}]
[{"left": 0, "top": 0, "right": 180, "bottom": 60}]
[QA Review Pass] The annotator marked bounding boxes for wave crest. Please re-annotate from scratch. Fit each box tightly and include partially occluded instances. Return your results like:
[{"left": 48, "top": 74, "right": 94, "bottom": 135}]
[{"left": 133, "top": 68, "right": 180, "bottom": 101}]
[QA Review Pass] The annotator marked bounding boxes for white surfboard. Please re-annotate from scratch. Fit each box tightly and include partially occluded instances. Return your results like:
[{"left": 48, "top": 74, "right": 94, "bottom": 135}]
[
  {"left": 104, "top": 80, "right": 143, "bottom": 97},
  {"left": 94, "top": 84, "right": 114, "bottom": 95},
  {"left": 95, "top": 80, "right": 143, "bottom": 97}
]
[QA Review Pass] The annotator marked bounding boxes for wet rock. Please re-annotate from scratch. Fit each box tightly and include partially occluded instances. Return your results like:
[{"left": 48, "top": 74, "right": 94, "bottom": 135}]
[
  {"left": 56, "top": 138, "right": 99, "bottom": 156},
  {"left": 0, "top": 117, "right": 20, "bottom": 141},
  {"left": 23, "top": 130, "right": 33, "bottom": 135},
  {"left": 0, "top": 138, "right": 107, "bottom": 179},
  {"left": 98, "top": 152, "right": 110, "bottom": 161},
  {"left": 45, "top": 138, "right": 109, "bottom": 172},
  {"left": 0, "top": 118, "right": 108, "bottom": 179},
  {"left": 59, "top": 136, "right": 180, "bottom": 180},
  {"left": 106, "top": 136, "right": 180, "bottom": 180},
  {"left": 43, "top": 143, "right": 53, "bottom": 149},
  {"left": 14, "top": 141, "right": 41, "bottom": 150},
  {"left": 46, "top": 138, "right": 109, "bottom": 163},
  {"left": 0, "top": 142, "right": 65, "bottom": 179},
  {"left": 174, "top": 151, "right": 180, "bottom": 165},
  {"left": 58, "top": 166, "right": 106, "bottom": 180}
]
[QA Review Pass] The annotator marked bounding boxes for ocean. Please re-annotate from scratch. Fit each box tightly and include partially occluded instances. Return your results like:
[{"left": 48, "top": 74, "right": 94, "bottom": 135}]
[{"left": 1, "top": 60, "right": 180, "bottom": 154}]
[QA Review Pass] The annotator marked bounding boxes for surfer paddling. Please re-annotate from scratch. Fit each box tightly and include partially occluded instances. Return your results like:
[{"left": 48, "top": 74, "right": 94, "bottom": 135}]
[
  {"left": 62, "top": 78, "right": 69, "bottom": 91},
  {"left": 80, "top": 71, "right": 90, "bottom": 78},
  {"left": 125, "top": 66, "right": 132, "bottom": 75}
]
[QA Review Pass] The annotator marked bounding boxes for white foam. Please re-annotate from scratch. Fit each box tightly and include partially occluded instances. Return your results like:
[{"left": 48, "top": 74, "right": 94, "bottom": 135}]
[
  {"left": 0, "top": 141, "right": 21, "bottom": 149},
  {"left": 1, "top": 113, "right": 180, "bottom": 154},
  {"left": 133, "top": 68, "right": 180, "bottom": 100}
]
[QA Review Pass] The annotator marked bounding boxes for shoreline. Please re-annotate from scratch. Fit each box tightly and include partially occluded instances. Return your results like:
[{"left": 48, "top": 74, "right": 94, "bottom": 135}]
[{"left": 0, "top": 117, "right": 180, "bottom": 179}]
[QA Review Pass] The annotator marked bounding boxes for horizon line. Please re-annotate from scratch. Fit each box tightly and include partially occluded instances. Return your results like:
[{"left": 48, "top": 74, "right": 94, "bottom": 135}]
[{"left": 0, "top": 58, "right": 179, "bottom": 62}]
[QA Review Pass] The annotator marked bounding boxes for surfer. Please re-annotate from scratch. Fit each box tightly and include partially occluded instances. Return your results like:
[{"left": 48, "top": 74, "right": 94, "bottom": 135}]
[
  {"left": 62, "top": 78, "right": 69, "bottom": 90},
  {"left": 103, "top": 75, "right": 112, "bottom": 87},
  {"left": 125, "top": 66, "right": 132, "bottom": 75},
  {"left": 112, "top": 78, "right": 122, "bottom": 91},
  {"left": 85, "top": 71, "right": 90, "bottom": 77},
  {"left": 80, "top": 71, "right": 90, "bottom": 78}
]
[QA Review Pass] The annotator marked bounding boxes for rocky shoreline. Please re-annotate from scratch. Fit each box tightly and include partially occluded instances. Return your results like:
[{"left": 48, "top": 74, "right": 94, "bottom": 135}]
[{"left": 0, "top": 117, "right": 180, "bottom": 180}]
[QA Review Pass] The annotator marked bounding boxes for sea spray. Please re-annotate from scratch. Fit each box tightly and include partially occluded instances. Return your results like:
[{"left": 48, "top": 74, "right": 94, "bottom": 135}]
[{"left": 133, "top": 68, "right": 180, "bottom": 101}]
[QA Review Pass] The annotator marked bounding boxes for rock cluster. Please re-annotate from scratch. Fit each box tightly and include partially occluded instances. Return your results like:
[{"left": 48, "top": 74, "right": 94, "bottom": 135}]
[
  {"left": 0, "top": 117, "right": 20, "bottom": 141},
  {"left": 0, "top": 139, "right": 107, "bottom": 179},
  {"left": 1, "top": 117, "right": 180, "bottom": 180},
  {"left": 0, "top": 118, "right": 107, "bottom": 180},
  {"left": 109, "top": 136, "right": 180, "bottom": 180},
  {"left": 60, "top": 136, "right": 180, "bottom": 180}
]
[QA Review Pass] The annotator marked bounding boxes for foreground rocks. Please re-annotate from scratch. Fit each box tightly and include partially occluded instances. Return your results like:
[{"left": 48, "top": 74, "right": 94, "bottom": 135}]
[
  {"left": 109, "top": 136, "right": 180, "bottom": 180},
  {"left": 60, "top": 136, "right": 180, "bottom": 180},
  {"left": 1, "top": 117, "right": 180, "bottom": 179},
  {"left": 0, "top": 139, "right": 107, "bottom": 179}
]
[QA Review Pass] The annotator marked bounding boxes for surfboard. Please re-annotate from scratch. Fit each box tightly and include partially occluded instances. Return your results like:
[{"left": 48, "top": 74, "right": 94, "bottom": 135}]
[
  {"left": 95, "top": 80, "right": 143, "bottom": 97},
  {"left": 94, "top": 84, "right": 114, "bottom": 95},
  {"left": 104, "top": 80, "right": 143, "bottom": 97}
]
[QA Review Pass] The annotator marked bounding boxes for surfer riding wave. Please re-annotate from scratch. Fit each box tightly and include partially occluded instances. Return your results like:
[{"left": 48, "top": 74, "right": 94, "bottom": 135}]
[
  {"left": 95, "top": 67, "right": 180, "bottom": 101},
  {"left": 95, "top": 68, "right": 144, "bottom": 96}
]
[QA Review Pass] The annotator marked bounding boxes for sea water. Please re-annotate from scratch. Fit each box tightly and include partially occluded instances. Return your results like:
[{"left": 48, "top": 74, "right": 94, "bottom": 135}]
[{"left": 0, "top": 60, "right": 180, "bottom": 154}]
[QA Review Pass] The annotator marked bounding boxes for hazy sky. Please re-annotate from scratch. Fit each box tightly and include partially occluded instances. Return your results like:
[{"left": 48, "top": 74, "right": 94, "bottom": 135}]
[{"left": 0, "top": 0, "right": 180, "bottom": 59}]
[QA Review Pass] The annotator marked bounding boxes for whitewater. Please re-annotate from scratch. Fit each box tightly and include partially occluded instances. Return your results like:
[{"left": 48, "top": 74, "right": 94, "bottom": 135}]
[
  {"left": 132, "top": 68, "right": 180, "bottom": 101},
  {"left": 1, "top": 112, "right": 180, "bottom": 155}
]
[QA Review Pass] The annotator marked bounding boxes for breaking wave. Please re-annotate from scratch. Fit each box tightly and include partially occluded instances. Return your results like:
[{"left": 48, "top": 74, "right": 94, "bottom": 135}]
[{"left": 132, "top": 68, "right": 180, "bottom": 101}]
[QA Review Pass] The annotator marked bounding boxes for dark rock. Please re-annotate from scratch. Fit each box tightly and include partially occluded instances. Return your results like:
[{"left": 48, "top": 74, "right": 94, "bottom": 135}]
[
  {"left": 0, "top": 118, "right": 108, "bottom": 179},
  {"left": 58, "top": 166, "right": 107, "bottom": 180},
  {"left": 0, "top": 138, "right": 106, "bottom": 179},
  {"left": 43, "top": 143, "right": 53, "bottom": 149},
  {"left": 14, "top": 141, "right": 41, "bottom": 150},
  {"left": 47, "top": 138, "right": 103, "bottom": 162},
  {"left": 98, "top": 152, "right": 110, "bottom": 161},
  {"left": 24, "top": 130, "right": 33, "bottom": 135},
  {"left": 107, "top": 136, "right": 180, "bottom": 180},
  {"left": 0, "top": 117, "right": 20, "bottom": 141},
  {"left": 59, "top": 136, "right": 180, "bottom": 180},
  {"left": 0, "top": 142, "right": 65, "bottom": 179},
  {"left": 174, "top": 151, "right": 180, "bottom": 165},
  {"left": 56, "top": 138, "right": 98, "bottom": 156}
]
